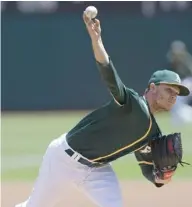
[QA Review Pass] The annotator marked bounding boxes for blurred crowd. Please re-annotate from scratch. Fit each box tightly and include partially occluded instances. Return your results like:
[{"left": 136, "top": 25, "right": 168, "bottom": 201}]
[
  {"left": 1, "top": 1, "right": 192, "bottom": 15},
  {"left": 2, "top": 1, "right": 192, "bottom": 117},
  {"left": 167, "top": 40, "right": 192, "bottom": 125}
]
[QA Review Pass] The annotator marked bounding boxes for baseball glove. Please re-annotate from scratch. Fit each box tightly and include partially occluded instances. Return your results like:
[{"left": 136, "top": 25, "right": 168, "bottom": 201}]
[{"left": 150, "top": 133, "right": 189, "bottom": 180}]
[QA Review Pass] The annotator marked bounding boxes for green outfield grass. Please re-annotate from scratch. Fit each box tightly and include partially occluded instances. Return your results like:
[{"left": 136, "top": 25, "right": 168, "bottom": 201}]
[{"left": 1, "top": 111, "right": 192, "bottom": 181}]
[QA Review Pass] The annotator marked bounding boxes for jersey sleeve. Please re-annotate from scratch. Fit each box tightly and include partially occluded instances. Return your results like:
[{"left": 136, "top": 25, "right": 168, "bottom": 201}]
[
  {"left": 96, "top": 58, "right": 128, "bottom": 105},
  {"left": 134, "top": 146, "right": 164, "bottom": 188}
]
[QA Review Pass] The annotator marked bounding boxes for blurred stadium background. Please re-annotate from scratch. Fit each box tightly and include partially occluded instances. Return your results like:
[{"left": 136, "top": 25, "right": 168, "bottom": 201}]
[{"left": 1, "top": 1, "right": 192, "bottom": 207}]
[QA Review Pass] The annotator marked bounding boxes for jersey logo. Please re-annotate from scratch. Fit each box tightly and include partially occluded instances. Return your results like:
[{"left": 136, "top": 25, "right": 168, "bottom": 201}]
[{"left": 140, "top": 146, "right": 151, "bottom": 154}]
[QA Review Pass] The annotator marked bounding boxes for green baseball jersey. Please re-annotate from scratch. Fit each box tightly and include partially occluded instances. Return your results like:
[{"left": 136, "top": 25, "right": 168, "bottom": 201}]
[{"left": 66, "top": 58, "right": 162, "bottom": 164}]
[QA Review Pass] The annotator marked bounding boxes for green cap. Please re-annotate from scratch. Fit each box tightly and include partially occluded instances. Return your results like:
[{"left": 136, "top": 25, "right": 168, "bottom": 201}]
[{"left": 148, "top": 70, "right": 190, "bottom": 96}]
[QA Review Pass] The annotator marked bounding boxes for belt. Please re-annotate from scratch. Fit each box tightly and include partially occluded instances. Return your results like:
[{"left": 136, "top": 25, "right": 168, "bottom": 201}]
[{"left": 65, "top": 148, "right": 103, "bottom": 168}]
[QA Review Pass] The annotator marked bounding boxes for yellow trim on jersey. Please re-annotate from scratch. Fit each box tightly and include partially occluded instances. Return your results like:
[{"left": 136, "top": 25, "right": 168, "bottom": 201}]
[
  {"left": 138, "top": 161, "right": 153, "bottom": 165},
  {"left": 90, "top": 115, "right": 152, "bottom": 162},
  {"left": 133, "top": 144, "right": 147, "bottom": 153},
  {"left": 110, "top": 92, "right": 124, "bottom": 106}
]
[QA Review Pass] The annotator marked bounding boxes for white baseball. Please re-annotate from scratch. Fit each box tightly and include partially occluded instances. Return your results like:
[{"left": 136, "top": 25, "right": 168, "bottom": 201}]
[{"left": 84, "top": 6, "right": 98, "bottom": 19}]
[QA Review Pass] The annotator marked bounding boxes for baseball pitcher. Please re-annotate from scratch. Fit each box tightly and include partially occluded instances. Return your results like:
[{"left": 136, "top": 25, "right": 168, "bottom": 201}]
[{"left": 15, "top": 11, "right": 190, "bottom": 207}]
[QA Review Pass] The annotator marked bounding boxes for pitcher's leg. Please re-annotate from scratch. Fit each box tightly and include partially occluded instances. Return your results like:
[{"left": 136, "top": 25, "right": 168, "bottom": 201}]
[
  {"left": 77, "top": 164, "right": 123, "bottom": 207},
  {"left": 15, "top": 138, "right": 73, "bottom": 207}
]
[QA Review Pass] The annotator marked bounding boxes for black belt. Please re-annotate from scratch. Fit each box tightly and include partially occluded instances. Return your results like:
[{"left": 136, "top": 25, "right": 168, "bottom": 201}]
[{"left": 65, "top": 149, "right": 104, "bottom": 168}]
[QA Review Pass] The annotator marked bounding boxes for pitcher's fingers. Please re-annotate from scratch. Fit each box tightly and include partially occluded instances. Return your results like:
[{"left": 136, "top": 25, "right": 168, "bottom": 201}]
[
  {"left": 93, "top": 24, "right": 100, "bottom": 34},
  {"left": 82, "top": 12, "right": 88, "bottom": 23},
  {"left": 94, "top": 19, "right": 100, "bottom": 27},
  {"left": 83, "top": 12, "right": 93, "bottom": 26}
]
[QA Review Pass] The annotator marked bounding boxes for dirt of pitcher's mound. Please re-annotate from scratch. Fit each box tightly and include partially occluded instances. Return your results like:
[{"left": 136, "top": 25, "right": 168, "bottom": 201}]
[{"left": 1, "top": 180, "right": 192, "bottom": 207}]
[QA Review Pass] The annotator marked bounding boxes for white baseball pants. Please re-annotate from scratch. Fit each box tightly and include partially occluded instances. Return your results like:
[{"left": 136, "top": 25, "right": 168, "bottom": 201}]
[{"left": 15, "top": 133, "right": 123, "bottom": 207}]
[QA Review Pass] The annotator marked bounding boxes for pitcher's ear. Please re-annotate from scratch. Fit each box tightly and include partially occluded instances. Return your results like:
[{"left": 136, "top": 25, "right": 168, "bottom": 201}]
[{"left": 149, "top": 83, "right": 157, "bottom": 93}]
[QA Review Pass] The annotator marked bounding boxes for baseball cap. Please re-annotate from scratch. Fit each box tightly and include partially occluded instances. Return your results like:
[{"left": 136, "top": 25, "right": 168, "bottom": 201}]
[{"left": 148, "top": 70, "right": 190, "bottom": 96}]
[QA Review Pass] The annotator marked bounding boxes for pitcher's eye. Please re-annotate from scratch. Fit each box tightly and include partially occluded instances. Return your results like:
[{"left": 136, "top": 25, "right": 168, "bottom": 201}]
[{"left": 166, "top": 88, "right": 179, "bottom": 95}]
